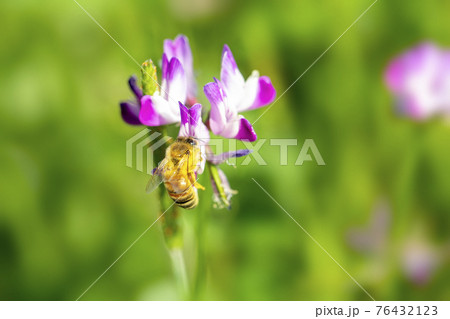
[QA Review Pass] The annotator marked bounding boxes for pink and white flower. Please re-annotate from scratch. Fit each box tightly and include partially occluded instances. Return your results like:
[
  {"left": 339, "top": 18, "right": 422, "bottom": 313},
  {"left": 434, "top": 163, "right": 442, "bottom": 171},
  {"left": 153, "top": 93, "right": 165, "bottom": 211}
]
[
  {"left": 204, "top": 45, "right": 276, "bottom": 141},
  {"left": 385, "top": 42, "right": 450, "bottom": 120}
]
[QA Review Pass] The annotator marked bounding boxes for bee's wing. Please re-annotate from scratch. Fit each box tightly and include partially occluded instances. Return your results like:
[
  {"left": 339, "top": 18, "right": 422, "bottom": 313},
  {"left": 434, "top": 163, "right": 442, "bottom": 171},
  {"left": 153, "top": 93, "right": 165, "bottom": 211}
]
[
  {"left": 145, "top": 155, "right": 190, "bottom": 193},
  {"left": 145, "top": 174, "right": 163, "bottom": 194},
  {"left": 145, "top": 158, "right": 169, "bottom": 193}
]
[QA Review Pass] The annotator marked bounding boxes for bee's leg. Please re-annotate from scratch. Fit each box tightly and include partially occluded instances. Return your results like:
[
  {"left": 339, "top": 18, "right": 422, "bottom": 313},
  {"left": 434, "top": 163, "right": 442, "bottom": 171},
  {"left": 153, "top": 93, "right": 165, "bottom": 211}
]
[
  {"left": 188, "top": 172, "right": 205, "bottom": 190},
  {"left": 195, "top": 181, "right": 205, "bottom": 190},
  {"left": 186, "top": 150, "right": 205, "bottom": 190}
]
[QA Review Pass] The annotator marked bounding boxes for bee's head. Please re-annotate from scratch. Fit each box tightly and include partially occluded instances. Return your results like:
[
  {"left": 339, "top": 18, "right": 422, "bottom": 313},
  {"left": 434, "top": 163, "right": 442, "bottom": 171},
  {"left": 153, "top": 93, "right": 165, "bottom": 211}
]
[
  {"left": 176, "top": 136, "right": 198, "bottom": 146},
  {"left": 185, "top": 137, "right": 198, "bottom": 146}
]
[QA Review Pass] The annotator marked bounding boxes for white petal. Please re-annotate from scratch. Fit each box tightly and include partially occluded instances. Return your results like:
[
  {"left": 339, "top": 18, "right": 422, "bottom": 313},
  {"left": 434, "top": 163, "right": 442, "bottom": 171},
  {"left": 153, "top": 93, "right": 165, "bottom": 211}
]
[
  {"left": 151, "top": 94, "right": 180, "bottom": 123},
  {"left": 237, "top": 70, "right": 260, "bottom": 112},
  {"left": 220, "top": 45, "right": 245, "bottom": 109}
]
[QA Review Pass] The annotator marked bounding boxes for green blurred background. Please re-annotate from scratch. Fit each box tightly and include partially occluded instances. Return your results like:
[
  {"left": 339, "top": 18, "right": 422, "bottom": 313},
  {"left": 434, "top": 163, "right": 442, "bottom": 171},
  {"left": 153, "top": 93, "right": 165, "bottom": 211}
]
[{"left": 1, "top": 0, "right": 449, "bottom": 300}]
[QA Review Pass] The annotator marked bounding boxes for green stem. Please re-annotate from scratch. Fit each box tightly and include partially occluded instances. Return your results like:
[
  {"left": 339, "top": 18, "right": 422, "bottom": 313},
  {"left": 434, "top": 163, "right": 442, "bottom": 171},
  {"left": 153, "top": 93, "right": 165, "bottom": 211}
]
[
  {"left": 141, "top": 62, "right": 189, "bottom": 299},
  {"left": 192, "top": 203, "right": 206, "bottom": 300},
  {"left": 169, "top": 248, "right": 189, "bottom": 298},
  {"left": 148, "top": 126, "right": 189, "bottom": 298},
  {"left": 191, "top": 163, "right": 233, "bottom": 299}
]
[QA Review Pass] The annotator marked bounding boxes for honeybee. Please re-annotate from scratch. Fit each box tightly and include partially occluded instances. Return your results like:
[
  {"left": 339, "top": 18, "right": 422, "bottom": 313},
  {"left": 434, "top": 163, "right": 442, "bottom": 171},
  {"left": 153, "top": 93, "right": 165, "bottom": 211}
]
[{"left": 147, "top": 136, "right": 205, "bottom": 209}]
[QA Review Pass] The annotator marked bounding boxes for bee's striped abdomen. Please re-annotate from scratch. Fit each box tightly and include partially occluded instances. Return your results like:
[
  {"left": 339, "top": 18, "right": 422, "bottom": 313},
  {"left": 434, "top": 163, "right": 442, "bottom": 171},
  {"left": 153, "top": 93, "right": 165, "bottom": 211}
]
[{"left": 165, "top": 182, "right": 198, "bottom": 210}]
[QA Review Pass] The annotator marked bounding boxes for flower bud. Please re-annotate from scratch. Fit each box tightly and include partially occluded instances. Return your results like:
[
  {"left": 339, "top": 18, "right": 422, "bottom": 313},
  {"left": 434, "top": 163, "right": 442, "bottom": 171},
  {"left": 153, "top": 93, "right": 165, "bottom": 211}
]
[{"left": 141, "top": 59, "right": 159, "bottom": 96}]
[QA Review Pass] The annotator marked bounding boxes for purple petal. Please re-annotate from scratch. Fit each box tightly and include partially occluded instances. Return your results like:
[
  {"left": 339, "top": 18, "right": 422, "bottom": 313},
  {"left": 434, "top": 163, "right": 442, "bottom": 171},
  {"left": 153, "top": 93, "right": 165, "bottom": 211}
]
[
  {"left": 139, "top": 96, "right": 161, "bottom": 126},
  {"left": 167, "top": 58, "right": 183, "bottom": 82},
  {"left": 238, "top": 74, "right": 276, "bottom": 112},
  {"left": 164, "top": 35, "right": 196, "bottom": 101},
  {"left": 188, "top": 103, "right": 202, "bottom": 130},
  {"left": 188, "top": 104, "right": 210, "bottom": 145},
  {"left": 120, "top": 101, "right": 141, "bottom": 125},
  {"left": 220, "top": 45, "right": 245, "bottom": 103},
  {"left": 232, "top": 149, "right": 253, "bottom": 157},
  {"left": 385, "top": 58, "right": 404, "bottom": 93},
  {"left": 234, "top": 117, "right": 257, "bottom": 142},
  {"left": 206, "top": 149, "right": 253, "bottom": 165},
  {"left": 179, "top": 102, "right": 190, "bottom": 129},
  {"left": 250, "top": 76, "right": 276, "bottom": 109},
  {"left": 221, "top": 45, "right": 242, "bottom": 82},
  {"left": 128, "top": 75, "right": 143, "bottom": 100},
  {"left": 179, "top": 102, "right": 201, "bottom": 136},
  {"left": 204, "top": 81, "right": 228, "bottom": 135},
  {"left": 162, "top": 57, "right": 187, "bottom": 104},
  {"left": 164, "top": 36, "right": 192, "bottom": 74},
  {"left": 161, "top": 53, "right": 169, "bottom": 84},
  {"left": 178, "top": 102, "right": 209, "bottom": 143},
  {"left": 139, "top": 95, "right": 179, "bottom": 126},
  {"left": 178, "top": 102, "right": 209, "bottom": 174}
]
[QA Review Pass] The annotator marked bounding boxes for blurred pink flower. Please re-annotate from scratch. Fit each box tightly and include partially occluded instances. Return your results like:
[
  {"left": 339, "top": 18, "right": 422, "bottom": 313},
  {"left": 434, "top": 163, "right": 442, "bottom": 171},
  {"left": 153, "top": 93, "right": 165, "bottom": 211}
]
[
  {"left": 385, "top": 42, "right": 450, "bottom": 120},
  {"left": 401, "top": 236, "right": 439, "bottom": 286}
]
